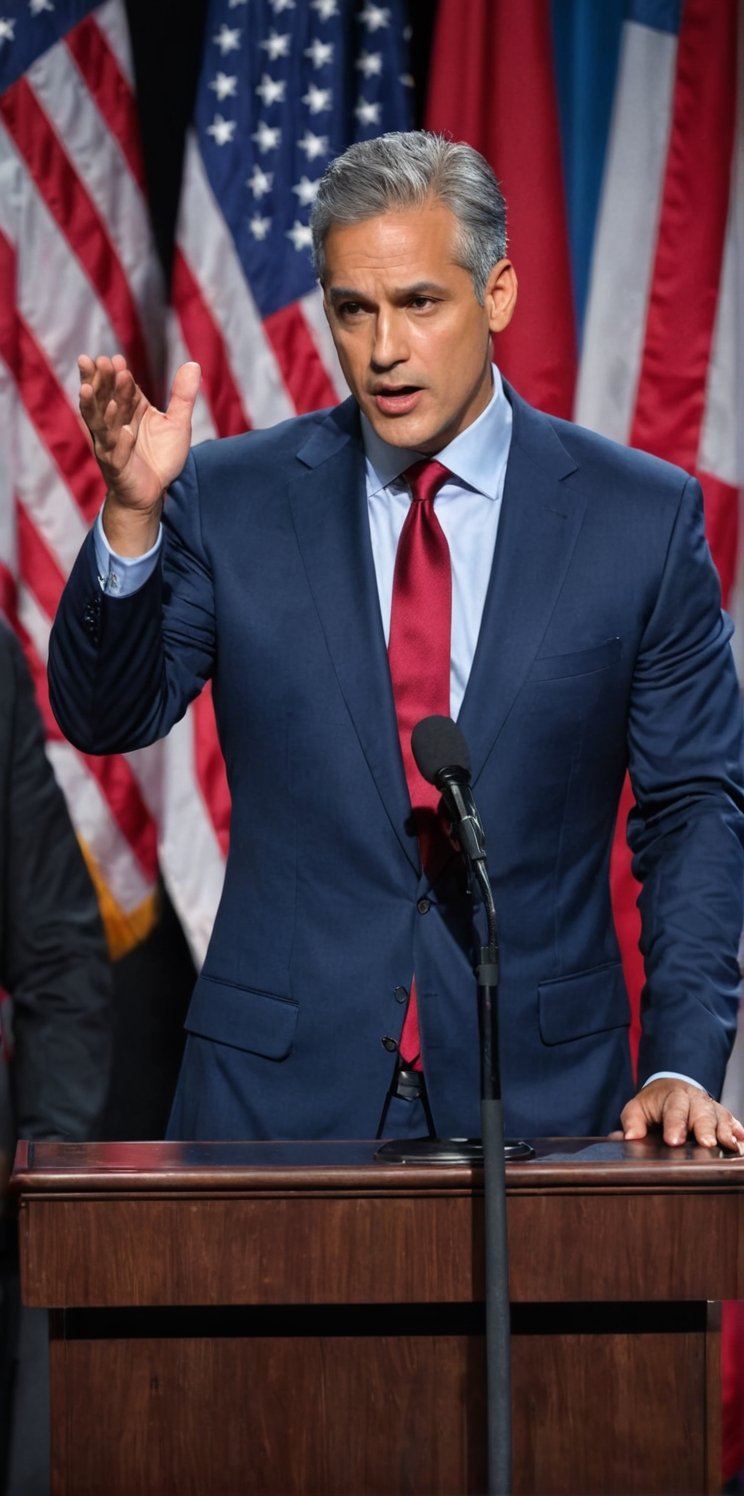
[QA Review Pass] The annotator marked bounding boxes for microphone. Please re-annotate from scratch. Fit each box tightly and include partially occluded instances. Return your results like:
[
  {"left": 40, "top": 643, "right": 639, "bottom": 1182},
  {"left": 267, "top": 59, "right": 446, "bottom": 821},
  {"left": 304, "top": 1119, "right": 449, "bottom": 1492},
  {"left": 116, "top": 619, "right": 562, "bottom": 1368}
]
[{"left": 411, "top": 714, "right": 487, "bottom": 865}]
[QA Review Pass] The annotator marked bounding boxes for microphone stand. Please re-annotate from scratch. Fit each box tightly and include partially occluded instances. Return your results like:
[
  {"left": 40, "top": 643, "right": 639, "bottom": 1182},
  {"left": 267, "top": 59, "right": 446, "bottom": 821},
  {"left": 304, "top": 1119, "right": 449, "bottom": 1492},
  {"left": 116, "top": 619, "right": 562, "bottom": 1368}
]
[
  {"left": 376, "top": 769, "right": 533, "bottom": 1496},
  {"left": 473, "top": 857, "right": 514, "bottom": 1496}
]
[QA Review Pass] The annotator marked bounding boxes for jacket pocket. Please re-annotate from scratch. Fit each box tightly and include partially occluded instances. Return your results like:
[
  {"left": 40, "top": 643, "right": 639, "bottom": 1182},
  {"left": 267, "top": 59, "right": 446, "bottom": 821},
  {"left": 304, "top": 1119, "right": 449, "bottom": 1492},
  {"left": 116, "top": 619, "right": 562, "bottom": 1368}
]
[
  {"left": 529, "top": 637, "right": 622, "bottom": 681},
  {"left": 185, "top": 974, "right": 299, "bottom": 1060},
  {"left": 538, "top": 961, "right": 628, "bottom": 1045}
]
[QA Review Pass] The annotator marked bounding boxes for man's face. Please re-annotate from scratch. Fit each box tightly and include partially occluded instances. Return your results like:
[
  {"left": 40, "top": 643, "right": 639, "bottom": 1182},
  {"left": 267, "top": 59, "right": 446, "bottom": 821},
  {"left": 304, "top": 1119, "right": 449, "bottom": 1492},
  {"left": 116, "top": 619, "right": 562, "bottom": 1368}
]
[{"left": 322, "top": 197, "right": 516, "bottom": 453}]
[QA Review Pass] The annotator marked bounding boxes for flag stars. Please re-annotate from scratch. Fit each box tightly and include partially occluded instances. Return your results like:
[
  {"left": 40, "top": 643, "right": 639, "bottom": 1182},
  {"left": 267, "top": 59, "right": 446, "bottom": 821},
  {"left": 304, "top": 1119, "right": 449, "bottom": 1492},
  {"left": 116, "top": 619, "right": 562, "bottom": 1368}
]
[
  {"left": 292, "top": 175, "right": 320, "bottom": 207},
  {"left": 269, "top": 0, "right": 296, "bottom": 12},
  {"left": 305, "top": 38, "right": 334, "bottom": 68},
  {"left": 297, "top": 129, "right": 329, "bottom": 161},
  {"left": 287, "top": 220, "right": 313, "bottom": 252},
  {"left": 29, "top": 0, "right": 54, "bottom": 15},
  {"left": 311, "top": 0, "right": 338, "bottom": 18},
  {"left": 0, "top": 18, "right": 15, "bottom": 42},
  {"left": 209, "top": 71, "right": 238, "bottom": 101},
  {"left": 356, "top": 50, "right": 382, "bottom": 78},
  {"left": 249, "top": 214, "right": 272, "bottom": 241},
  {"left": 302, "top": 82, "right": 332, "bottom": 114},
  {"left": 207, "top": 113, "right": 237, "bottom": 146},
  {"left": 252, "top": 120, "right": 282, "bottom": 153},
  {"left": 355, "top": 97, "right": 381, "bottom": 126},
  {"left": 247, "top": 165, "right": 274, "bottom": 198},
  {"left": 256, "top": 73, "right": 286, "bottom": 106},
  {"left": 213, "top": 24, "right": 241, "bottom": 56},
  {"left": 358, "top": 3, "right": 390, "bottom": 31},
  {"left": 228, "top": 0, "right": 248, "bottom": 6},
  {"left": 260, "top": 29, "right": 291, "bottom": 61}
]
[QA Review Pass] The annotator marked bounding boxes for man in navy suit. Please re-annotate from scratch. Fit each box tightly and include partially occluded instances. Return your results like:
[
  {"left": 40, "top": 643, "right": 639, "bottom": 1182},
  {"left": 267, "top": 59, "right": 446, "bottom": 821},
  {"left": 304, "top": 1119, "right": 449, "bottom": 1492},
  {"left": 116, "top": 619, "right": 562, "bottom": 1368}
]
[{"left": 49, "top": 131, "right": 744, "bottom": 1149}]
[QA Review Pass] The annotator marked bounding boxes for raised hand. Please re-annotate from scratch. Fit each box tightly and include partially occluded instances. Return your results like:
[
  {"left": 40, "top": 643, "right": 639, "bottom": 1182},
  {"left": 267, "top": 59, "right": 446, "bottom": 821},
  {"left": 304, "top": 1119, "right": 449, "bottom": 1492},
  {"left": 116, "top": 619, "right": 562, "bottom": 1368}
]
[{"left": 78, "top": 354, "right": 201, "bottom": 552}]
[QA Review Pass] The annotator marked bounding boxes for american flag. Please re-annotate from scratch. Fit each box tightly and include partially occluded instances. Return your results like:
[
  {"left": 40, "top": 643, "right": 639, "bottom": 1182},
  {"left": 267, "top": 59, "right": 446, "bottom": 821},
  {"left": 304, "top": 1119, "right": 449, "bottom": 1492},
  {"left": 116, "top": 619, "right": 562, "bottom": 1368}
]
[
  {"left": 427, "top": 0, "right": 744, "bottom": 1477},
  {"left": 164, "top": 0, "right": 413, "bottom": 961},
  {"left": 0, "top": 0, "right": 165, "bottom": 957}
]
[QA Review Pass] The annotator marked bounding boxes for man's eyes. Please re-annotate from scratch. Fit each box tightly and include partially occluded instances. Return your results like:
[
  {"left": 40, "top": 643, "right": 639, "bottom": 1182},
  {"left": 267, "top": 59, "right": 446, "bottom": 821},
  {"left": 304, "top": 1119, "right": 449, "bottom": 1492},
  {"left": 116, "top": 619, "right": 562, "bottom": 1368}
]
[{"left": 336, "top": 296, "right": 438, "bottom": 317}]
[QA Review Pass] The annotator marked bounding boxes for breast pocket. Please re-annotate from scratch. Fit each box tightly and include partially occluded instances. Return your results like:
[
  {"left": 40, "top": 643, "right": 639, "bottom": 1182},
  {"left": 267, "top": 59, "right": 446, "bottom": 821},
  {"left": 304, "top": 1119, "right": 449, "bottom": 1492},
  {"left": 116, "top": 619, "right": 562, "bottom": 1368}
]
[{"left": 528, "top": 636, "right": 622, "bottom": 682}]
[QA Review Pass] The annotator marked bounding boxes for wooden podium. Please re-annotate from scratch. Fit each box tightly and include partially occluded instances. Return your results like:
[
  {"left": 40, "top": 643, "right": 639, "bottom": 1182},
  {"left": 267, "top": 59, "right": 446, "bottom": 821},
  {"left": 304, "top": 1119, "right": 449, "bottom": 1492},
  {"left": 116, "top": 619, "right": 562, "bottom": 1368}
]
[{"left": 11, "top": 1136, "right": 744, "bottom": 1495}]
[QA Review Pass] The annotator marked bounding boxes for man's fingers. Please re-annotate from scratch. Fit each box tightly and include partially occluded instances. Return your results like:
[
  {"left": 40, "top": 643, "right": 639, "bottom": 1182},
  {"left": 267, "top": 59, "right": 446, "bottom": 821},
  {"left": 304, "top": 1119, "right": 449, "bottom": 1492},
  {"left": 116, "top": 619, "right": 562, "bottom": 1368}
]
[
  {"left": 658, "top": 1090, "right": 696, "bottom": 1147},
  {"left": 687, "top": 1094, "right": 744, "bottom": 1153},
  {"left": 619, "top": 1095, "right": 648, "bottom": 1140},
  {"left": 166, "top": 362, "right": 201, "bottom": 425}
]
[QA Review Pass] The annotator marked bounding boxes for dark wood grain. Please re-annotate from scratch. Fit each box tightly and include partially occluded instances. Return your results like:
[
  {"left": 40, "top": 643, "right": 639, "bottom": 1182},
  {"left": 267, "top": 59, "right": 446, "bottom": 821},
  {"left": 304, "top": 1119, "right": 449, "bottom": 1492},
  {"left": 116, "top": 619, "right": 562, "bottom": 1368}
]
[{"left": 12, "top": 1137, "right": 743, "bottom": 1495}]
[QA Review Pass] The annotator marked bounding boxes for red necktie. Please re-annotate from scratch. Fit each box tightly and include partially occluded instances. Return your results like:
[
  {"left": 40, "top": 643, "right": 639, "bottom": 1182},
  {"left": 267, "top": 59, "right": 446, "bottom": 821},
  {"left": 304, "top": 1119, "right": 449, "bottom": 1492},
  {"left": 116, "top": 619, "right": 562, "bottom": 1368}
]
[{"left": 388, "top": 458, "right": 452, "bottom": 1068}]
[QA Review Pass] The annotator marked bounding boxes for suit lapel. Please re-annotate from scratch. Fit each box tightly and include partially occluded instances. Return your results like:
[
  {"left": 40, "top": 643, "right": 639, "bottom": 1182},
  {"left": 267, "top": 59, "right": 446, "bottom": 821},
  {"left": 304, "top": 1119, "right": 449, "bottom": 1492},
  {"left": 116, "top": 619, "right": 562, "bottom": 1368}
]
[
  {"left": 287, "top": 391, "right": 587, "bottom": 854},
  {"left": 288, "top": 402, "right": 418, "bottom": 871},
  {"left": 458, "top": 389, "right": 586, "bottom": 786}
]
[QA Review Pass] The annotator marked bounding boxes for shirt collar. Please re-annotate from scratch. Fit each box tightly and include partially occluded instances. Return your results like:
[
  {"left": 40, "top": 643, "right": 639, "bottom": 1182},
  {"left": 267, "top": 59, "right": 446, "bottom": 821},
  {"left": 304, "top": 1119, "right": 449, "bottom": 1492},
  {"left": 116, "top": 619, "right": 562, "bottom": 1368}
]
[{"left": 361, "top": 365, "right": 512, "bottom": 501}]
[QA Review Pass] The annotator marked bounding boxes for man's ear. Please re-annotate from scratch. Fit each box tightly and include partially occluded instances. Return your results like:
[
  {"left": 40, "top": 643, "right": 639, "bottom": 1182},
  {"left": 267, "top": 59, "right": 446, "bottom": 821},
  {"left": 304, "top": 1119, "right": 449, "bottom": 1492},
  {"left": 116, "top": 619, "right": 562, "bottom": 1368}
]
[{"left": 485, "top": 259, "right": 518, "bottom": 334}]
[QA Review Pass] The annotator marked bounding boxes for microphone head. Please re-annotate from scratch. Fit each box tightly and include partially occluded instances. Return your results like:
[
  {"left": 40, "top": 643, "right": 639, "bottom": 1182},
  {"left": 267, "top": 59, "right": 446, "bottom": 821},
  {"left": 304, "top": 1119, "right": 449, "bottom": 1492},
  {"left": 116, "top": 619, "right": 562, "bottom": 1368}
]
[{"left": 411, "top": 715, "right": 471, "bottom": 785}]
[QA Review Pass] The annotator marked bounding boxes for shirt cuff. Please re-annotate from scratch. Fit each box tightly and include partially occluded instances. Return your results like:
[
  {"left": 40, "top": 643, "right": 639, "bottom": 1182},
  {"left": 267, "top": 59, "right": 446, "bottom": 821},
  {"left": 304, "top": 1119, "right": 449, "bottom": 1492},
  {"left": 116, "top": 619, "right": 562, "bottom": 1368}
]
[
  {"left": 94, "top": 509, "right": 162, "bottom": 597},
  {"left": 643, "top": 1071, "right": 705, "bottom": 1092}
]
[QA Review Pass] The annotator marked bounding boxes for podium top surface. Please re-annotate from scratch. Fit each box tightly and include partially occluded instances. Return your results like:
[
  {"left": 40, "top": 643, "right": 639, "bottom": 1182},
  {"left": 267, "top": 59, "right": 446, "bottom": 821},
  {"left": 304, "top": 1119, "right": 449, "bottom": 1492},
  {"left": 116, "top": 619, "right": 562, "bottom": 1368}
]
[{"left": 11, "top": 1136, "right": 744, "bottom": 1196}]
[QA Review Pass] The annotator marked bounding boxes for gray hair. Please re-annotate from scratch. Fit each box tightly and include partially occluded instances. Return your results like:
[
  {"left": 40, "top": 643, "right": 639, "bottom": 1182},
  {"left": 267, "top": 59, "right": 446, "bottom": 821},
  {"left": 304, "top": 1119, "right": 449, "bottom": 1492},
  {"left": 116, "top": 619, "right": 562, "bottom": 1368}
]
[{"left": 311, "top": 130, "right": 507, "bottom": 303}]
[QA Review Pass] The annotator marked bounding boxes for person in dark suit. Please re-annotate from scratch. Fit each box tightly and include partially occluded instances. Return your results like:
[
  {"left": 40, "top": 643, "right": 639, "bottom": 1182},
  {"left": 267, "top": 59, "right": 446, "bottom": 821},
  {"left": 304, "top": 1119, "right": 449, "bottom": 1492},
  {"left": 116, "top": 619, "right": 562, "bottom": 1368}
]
[
  {"left": 0, "top": 618, "right": 111, "bottom": 1493},
  {"left": 0, "top": 619, "right": 111, "bottom": 1146},
  {"left": 48, "top": 131, "right": 744, "bottom": 1151}
]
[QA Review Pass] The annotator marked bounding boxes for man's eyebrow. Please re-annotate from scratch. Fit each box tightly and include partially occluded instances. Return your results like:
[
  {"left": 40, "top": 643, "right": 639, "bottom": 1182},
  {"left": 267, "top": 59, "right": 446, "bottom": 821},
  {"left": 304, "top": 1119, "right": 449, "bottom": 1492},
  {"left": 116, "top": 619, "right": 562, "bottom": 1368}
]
[{"left": 327, "top": 280, "right": 450, "bottom": 304}]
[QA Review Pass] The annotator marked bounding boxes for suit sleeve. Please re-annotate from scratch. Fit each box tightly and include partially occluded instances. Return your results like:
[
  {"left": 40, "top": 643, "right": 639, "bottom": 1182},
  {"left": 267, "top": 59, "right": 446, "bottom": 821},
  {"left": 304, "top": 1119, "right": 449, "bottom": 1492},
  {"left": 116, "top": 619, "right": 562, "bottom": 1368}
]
[
  {"left": 626, "top": 474, "right": 744, "bottom": 1097},
  {"left": 48, "top": 451, "right": 213, "bottom": 754},
  {"left": 1, "top": 628, "right": 112, "bottom": 1139}
]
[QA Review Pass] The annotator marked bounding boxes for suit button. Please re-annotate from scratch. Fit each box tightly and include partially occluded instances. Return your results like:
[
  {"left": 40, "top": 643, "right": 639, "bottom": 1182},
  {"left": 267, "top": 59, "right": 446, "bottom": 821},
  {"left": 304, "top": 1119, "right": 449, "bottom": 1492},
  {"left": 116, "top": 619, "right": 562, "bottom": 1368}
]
[
  {"left": 381, "top": 1036, "right": 398, "bottom": 1052},
  {"left": 393, "top": 985, "right": 408, "bottom": 1004},
  {"left": 417, "top": 898, "right": 431, "bottom": 914}
]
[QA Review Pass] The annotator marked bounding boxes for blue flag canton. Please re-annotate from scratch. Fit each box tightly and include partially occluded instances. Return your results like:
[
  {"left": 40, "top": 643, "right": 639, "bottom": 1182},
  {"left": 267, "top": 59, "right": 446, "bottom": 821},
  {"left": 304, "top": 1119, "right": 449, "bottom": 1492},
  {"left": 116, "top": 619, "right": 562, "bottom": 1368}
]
[
  {"left": 194, "top": 0, "right": 414, "bottom": 318},
  {"left": 0, "top": 0, "right": 98, "bottom": 94}
]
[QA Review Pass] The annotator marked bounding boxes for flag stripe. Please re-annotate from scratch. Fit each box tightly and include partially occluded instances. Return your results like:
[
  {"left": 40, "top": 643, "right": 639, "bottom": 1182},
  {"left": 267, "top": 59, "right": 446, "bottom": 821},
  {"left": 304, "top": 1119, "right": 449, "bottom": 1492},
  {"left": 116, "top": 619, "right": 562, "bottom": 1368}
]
[
  {"left": 172, "top": 245, "right": 251, "bottom": 437},
  {"left": 425, "top": 0, "right": 576, "bottom": 419},
  {"left": 573, "top": 18, "right": 678, "bottom": 440},
  {"left": 263, "top": 300, "right": 340, "bottom": 415},
  {"left": 0, "top": 127, "right": 126, "bottom": 408},
  {"left": 629, "top": 0, "right": 738, "bottom": 467},
  {"left": 157, "top": 710, "right": 230, "bottom": 959},
  {"left": 28, "top": 35, "right": 163, "bottom": 384},
  {"left": 15, "top": 524, "right": 160, "bottom": 887},
  {"left": 0, "top": 75, "right": 153, "bottom": 387},
  {"left": 173, "top": 134, "right": 295, "bottom": 431},
  {"left": 193, "top": 684, "right": 230, "bottom": 858},
  {"left": 46, "top": 741, "right": 155, "bottom": 913},
  {"left": 0, "top": 230, "right": 17, "bottom": 374},
  {"left": 15, "top": 404, "right": 88, "bottom": 576},
  {"left": 14, "top": 605, "right": 159, "bottom": 886},
  {"left": 12, "top": 315, "right": 103, "bottom": 526},
  {"left": 65, "top": 14, "right": 146, "bottom": 191},
  {"left": 298, "top": 289, "right": 348, "bottom": 403},
  {"left": 16, "top": 502, "right": 67, "bottom": 625},
  {"left": 2, "top": 1, "right": 165, "bottom": 959}
]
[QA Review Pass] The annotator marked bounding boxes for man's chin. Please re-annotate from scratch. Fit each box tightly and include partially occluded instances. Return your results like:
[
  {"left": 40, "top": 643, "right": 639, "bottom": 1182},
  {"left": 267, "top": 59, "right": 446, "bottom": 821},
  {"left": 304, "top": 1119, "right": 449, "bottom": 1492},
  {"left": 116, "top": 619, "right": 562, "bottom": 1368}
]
[{"left": 362, "top": 403, "right": 442, "bottom": 453}]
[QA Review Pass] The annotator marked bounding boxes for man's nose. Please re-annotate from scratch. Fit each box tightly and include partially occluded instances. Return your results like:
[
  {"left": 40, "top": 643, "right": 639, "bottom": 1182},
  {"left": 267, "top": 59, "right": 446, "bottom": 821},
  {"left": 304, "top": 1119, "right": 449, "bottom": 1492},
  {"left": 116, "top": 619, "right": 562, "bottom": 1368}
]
[{"left": 371, "top": 311, "right": 407, "bottom": 369}]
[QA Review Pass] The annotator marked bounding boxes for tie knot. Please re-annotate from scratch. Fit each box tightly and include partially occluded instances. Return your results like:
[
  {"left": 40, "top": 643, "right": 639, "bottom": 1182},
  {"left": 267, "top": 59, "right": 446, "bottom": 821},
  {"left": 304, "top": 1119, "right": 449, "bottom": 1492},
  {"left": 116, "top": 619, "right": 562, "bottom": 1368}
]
[{"left": 404, "top": 458, "right": 451, "bottom": 506}]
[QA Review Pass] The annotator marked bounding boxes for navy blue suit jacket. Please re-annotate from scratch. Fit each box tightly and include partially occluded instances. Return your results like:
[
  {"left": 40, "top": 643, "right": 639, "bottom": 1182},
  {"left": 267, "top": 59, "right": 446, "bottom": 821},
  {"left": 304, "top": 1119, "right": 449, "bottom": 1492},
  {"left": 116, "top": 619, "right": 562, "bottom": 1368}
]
[{"left": 48, "top": 386, "right": 744, "bottom": 1141}]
